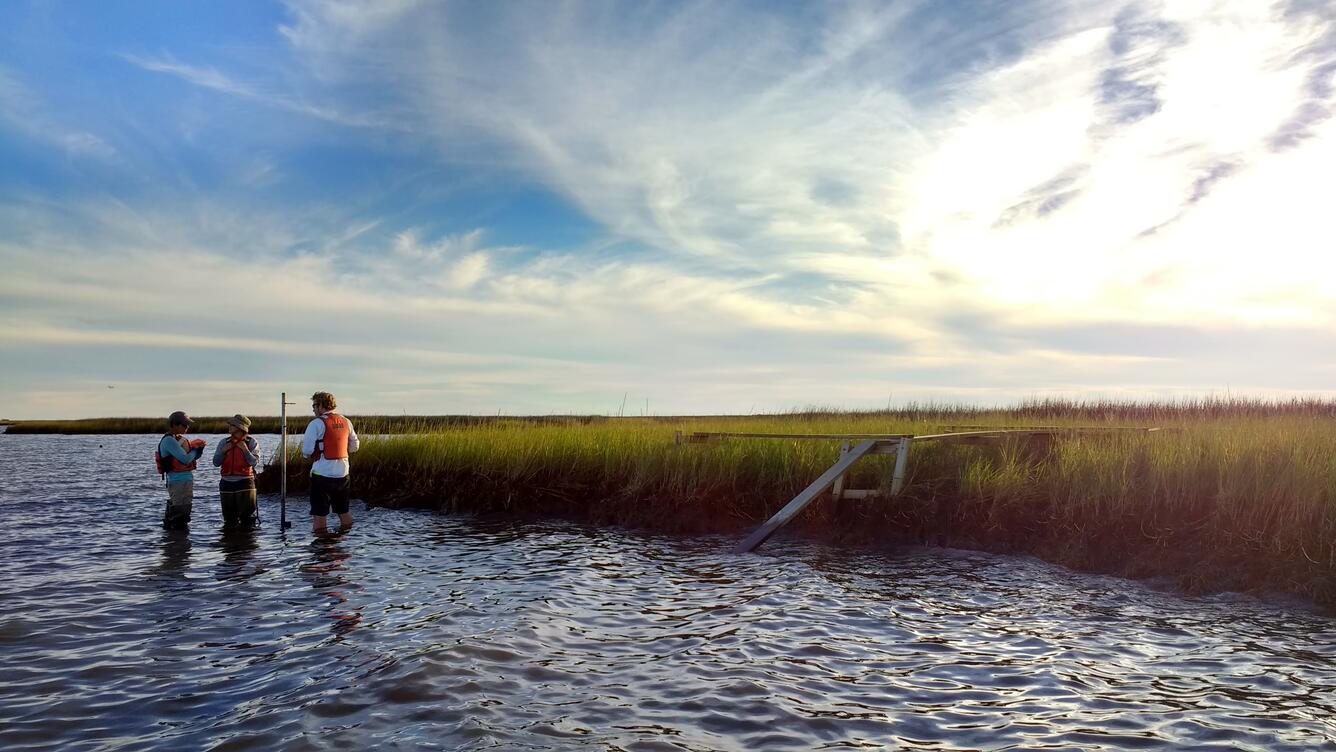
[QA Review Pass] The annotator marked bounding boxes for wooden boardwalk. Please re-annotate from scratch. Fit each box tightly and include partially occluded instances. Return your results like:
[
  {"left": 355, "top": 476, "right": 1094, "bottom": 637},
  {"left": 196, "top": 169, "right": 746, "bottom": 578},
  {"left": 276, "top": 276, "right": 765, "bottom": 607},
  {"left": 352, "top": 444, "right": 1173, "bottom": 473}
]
[{"left": 676, "top": 427, "right": 1164, "bottom": 554}]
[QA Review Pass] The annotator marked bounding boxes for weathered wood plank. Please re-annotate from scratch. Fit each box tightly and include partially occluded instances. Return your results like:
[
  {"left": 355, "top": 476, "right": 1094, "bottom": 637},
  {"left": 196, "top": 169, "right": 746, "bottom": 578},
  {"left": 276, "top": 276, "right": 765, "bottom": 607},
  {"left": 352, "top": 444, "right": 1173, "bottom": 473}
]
[
  {"left": 733, "top": 440, "right": 879, "bottom": 554},
  {"left": 940, "top": 425, "right": 1164, "bottom": 432},
  {"left": 687, "top": 432, "right": 912, "bottom": 442},
  {"left": 891, "top": 436, "right": 911, "bottom": 495}
]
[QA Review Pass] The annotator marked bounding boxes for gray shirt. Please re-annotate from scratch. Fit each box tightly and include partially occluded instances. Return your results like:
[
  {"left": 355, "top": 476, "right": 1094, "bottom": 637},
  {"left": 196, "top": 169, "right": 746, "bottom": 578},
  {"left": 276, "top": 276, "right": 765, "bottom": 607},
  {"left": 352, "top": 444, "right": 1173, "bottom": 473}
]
[{"left": 213, "top": 435, "right": 262, "bottom": 481}]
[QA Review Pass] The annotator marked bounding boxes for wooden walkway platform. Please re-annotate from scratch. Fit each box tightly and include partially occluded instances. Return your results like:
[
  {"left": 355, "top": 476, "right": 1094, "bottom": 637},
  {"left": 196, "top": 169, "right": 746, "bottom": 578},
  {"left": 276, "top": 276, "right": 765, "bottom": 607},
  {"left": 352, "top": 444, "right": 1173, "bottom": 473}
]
[{"left": 680, "top": 427, "right": 1163, "bottom": 554}]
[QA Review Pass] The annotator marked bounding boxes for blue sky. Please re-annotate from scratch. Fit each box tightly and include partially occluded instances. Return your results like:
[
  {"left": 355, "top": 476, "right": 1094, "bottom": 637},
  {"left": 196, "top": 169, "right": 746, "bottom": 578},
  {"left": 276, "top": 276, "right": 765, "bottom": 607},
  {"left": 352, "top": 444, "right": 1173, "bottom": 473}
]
[{"left": 2, "top": 0, "right": 1334, "bottom": 419}]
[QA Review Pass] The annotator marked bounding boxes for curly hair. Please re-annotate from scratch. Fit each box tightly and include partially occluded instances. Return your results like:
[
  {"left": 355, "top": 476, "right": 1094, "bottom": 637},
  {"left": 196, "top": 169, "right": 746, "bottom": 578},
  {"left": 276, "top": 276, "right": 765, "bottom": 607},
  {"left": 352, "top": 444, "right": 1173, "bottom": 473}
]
[{"left": 311, "top": 391, "right": 338, "bottom": 411}]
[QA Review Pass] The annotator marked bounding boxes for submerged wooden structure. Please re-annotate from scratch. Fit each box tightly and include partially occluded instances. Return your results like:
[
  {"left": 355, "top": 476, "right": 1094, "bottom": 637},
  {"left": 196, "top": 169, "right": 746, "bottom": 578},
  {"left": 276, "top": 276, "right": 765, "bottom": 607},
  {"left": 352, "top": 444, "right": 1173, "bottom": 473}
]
[{"left": 673, "top": 427, "right": 1165, "bottom": 554}]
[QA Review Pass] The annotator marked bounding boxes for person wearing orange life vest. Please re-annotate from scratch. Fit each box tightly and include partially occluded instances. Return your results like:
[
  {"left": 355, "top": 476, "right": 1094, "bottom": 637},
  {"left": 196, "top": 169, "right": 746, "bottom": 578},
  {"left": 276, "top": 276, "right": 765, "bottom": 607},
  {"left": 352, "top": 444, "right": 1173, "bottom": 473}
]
[
  {"left": 212, "top": 414, "right": 262, "bottom": 530},
  {"left": 158, "top": 410, "right": 206, "bottom": 530},
  {"left": 302, "top": 391, "right": 360, "bottom": 535}
]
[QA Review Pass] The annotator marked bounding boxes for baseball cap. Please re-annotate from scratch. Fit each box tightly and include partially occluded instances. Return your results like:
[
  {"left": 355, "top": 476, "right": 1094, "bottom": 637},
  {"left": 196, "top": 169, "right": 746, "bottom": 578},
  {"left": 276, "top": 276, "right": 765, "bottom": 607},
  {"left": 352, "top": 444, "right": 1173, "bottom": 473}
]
[{"left": 168, "top": 410, "right": 193, "bottom": 427}]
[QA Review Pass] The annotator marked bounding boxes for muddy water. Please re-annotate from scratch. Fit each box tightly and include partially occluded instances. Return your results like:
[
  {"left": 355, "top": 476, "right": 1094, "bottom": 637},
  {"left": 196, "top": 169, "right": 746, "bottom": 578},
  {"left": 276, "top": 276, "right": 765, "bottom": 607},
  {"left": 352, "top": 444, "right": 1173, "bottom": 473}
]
[{"left": 1, "top": 434, "right": 1333, "bottom": 750}]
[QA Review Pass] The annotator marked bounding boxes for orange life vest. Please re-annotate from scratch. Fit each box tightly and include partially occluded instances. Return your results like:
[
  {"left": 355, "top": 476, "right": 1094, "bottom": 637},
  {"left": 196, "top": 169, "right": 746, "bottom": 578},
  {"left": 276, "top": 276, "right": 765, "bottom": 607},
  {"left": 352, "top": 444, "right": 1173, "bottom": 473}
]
[
  {"left": 220, "top": 439, "right": 256, "bottom": 477},
  {"left": 311, "top": 414, "right": 350, "bottom": 460},
  {"left": 154, "top": 433, "right": 198, "bottom": 478}
]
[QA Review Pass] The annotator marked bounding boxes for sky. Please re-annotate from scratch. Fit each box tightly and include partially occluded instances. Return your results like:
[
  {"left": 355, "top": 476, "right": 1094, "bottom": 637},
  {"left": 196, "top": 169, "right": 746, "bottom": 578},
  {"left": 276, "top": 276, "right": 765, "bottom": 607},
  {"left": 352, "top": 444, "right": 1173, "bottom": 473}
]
[{"left": 1, "top": 0, "right": 1334, "bottom": 419}]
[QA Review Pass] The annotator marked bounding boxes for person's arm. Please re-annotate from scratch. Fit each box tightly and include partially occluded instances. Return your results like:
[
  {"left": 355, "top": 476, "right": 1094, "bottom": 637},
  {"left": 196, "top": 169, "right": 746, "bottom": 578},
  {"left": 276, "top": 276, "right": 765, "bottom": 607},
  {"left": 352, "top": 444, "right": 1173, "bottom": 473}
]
[
  {"left": 212, "top": 439, "right": 228, "bottom": 467},
  {"left": 161, "top": 436, "right": 197, "bottom": 464},
  {"left": 302, "top": 420, "right": 321, "bottom": 458},
  {"left": 242, "top": 437, "right": 261, "bottom": 467},
  {"left": 346, "top": 420, "right": 359, "bottom": 454}
]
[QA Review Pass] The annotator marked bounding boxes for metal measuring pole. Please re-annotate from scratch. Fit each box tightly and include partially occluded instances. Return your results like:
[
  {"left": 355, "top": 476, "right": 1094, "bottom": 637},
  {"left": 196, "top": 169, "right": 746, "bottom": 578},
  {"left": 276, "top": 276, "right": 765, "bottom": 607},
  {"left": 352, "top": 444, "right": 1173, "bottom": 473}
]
[{"left": 279, "top": 392, "right": 295, "bottom": 529}]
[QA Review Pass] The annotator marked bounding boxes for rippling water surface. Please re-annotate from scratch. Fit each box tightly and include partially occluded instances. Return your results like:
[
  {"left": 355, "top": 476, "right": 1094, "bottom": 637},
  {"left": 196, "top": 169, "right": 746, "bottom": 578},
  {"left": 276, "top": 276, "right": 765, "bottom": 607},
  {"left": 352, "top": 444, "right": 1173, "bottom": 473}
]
[{"left": 1, "top": 434, "right": 1334, "bottom": 750}]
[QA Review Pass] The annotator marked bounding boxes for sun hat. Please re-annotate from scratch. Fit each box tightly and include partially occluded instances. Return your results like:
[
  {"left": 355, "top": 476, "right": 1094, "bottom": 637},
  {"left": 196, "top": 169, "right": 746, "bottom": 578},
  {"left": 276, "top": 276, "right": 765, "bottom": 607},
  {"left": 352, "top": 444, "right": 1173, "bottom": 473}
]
[{"left": 227, "top": 414, "right": 251, "bottom": 430}]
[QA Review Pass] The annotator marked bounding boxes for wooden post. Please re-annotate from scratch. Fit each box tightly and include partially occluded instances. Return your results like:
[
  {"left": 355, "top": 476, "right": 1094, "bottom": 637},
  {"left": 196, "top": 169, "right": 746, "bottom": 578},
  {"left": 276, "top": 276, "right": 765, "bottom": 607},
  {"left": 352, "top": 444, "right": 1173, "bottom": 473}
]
[
  {"left": 891, "top": 436, "right": 911, "bottom": 495},
  {"left": 734, "top": 440, "right": 878, "bottom": 553},
  {"left": 832, "top": 441, "right": 849, "bottom": 502}
]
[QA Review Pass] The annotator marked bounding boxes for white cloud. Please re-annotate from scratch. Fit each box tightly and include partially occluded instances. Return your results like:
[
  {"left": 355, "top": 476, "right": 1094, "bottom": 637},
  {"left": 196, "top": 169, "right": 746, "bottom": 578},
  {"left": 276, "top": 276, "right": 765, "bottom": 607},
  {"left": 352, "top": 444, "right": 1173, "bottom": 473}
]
[
  {"left": 270, "top": 0, "right": 1335, "bottom": 332},
  {"left": 0, "top": 66, "right": 118, "bottom": 160},
  {"left": 4, "top": 1, "right": 1336, "bottom": 416},
  {"left": 120, "top": 53, "right": 396, "bottom": 129},
  {"left": 446, "top": 252, "right": 489, "bottom": 290},
  {"left": 392, "top": 228, "right": 484, "bottom": 262},
  {"left": 897, "top": 0, "right": 1335, "bottom": 328}
]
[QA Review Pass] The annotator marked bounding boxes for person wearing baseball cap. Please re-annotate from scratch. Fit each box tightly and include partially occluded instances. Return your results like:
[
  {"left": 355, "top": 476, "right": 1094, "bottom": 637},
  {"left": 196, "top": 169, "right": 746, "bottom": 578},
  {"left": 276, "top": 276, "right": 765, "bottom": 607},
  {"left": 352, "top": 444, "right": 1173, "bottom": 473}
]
[
  {"left": 156, "top": 411, "right": 206, "bottom": 530},
  {"left": 213, "top": 414, "right": 262, "bottom": 529}
]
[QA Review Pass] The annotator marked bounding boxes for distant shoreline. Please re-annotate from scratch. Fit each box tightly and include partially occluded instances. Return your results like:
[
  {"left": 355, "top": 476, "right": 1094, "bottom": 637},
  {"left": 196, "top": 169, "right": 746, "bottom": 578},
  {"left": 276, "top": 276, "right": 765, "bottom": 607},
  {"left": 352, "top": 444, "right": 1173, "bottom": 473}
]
[
  {"left": 5, "top": 397, "right": 1335, "bottom": 434},
  {"left": 0, "top": 415, "right": 612, "bottom": 435}
]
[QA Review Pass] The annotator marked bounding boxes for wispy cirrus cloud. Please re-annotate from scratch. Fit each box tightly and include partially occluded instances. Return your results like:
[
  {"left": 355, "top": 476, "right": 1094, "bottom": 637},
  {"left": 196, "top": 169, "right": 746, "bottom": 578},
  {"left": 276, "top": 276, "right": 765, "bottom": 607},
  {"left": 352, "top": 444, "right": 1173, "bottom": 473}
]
[
  {"left": 120, "top": 53, "right": 398, "bottom": 130},
  {"left": 0, "top": 66, "right": 117, "bottom": 160},
  {"left": 268, "top": 0, "right": 1336, "bottom": 327}
]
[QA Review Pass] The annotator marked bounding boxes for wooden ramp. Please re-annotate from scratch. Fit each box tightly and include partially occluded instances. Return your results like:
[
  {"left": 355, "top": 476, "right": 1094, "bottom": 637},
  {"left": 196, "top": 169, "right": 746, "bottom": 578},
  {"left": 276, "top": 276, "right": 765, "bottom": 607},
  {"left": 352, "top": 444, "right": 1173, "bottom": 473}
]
[
  {"left": 733, "top": 440, "right": 882, "bottom": 554},
  {"left": 722, "top": 426, "right": 1162, "bottom": 554}
]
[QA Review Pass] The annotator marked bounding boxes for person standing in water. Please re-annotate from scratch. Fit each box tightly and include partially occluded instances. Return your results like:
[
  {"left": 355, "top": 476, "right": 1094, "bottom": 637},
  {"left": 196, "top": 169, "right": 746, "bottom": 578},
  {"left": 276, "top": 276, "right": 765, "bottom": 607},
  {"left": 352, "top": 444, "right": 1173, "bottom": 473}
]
[
  {"left": 156, "top": 411, "right": 206, "bottom": 530},
  {"left": 302, "top": 391, "right": 359, "bottom": 536},
  {"left": 213, "top": 414, "right": 261, "bottom": 529}
]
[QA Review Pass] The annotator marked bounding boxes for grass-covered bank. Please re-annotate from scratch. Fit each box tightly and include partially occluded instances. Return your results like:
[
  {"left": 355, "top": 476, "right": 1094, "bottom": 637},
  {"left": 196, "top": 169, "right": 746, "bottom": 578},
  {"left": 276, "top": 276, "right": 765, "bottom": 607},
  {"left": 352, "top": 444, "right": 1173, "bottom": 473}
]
[{"left": 256, "top": 400, "right": 1336, "bottom": 607}]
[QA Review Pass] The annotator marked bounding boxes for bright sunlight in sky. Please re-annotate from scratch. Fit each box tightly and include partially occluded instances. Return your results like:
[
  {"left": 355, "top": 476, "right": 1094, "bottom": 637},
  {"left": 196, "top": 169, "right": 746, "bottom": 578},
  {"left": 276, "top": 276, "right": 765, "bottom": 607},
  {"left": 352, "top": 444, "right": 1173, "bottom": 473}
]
[{"left": 1, "top": 0, "right": 1333, "bottom": 418}]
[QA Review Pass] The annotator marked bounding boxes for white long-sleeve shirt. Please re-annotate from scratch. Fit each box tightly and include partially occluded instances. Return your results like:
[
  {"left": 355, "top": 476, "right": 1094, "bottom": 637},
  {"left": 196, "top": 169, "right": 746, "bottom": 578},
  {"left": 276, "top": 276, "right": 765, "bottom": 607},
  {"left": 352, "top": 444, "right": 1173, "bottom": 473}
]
[{"left": 302, "top": 411, "right": 359, "bottom": 478}]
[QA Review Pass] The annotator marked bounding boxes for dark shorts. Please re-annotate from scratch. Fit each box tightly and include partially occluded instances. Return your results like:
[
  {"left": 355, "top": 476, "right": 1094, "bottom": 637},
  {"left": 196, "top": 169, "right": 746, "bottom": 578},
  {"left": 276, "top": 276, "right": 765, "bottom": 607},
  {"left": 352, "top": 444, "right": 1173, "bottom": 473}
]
[{"left": 310, "top": 474, "right": 351, "bottom": 517}]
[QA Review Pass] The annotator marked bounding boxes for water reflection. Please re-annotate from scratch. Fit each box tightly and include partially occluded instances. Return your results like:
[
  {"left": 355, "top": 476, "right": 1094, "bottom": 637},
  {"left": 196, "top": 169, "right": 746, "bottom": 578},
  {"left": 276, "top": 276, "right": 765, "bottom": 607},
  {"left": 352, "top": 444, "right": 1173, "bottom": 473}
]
[
  {"left": 300, "top": 537, "right": 363, "bottom": 639},
  {"left": 154, "top": 529, "right": 192, "bottom": 578},
  {"left": 214, "top": 527, "right": 261, "bottom": 583}
]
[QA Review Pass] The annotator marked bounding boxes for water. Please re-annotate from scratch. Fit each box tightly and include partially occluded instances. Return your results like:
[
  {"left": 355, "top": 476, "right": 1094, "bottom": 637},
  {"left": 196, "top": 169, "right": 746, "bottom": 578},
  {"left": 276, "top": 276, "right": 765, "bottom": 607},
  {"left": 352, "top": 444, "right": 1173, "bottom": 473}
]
[{"left": 1, "top": 434, "right": 1334, "bottom": 751}]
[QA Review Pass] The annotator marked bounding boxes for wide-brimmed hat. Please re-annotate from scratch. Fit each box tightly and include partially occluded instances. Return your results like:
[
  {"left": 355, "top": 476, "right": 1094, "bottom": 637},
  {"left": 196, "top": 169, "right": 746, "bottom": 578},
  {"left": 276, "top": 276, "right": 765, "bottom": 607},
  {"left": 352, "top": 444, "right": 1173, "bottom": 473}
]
[
  {"left": 227, "top": 414, "right": 251, "bottom": 430},
  {"left": 168, "top": 410, "right": 193, "bottom": 427}
]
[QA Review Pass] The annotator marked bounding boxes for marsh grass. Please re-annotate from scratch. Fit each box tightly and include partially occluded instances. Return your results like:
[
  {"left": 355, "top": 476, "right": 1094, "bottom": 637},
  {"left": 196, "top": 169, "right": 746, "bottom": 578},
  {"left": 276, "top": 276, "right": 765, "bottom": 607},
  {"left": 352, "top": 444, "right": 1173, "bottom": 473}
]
[
  {"left": 248, "top": 400, "right": 1336, "bottom": 604},
  {"left": 10, "top": 399, "right": 1334, "bottom": 603}
]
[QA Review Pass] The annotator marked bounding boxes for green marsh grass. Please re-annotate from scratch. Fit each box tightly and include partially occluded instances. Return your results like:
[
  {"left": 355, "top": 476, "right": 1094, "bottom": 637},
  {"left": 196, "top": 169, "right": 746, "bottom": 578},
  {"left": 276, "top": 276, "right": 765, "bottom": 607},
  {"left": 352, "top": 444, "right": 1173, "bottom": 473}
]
[
  {"left": 245, "top": 400, "right": 1330, "bottom": 606},
  {"left": 255, "top": 401, "right": 1336, "bottom": 605},
  {"left": 9, "top": 399, "right": 1333, "bottom": 603}
]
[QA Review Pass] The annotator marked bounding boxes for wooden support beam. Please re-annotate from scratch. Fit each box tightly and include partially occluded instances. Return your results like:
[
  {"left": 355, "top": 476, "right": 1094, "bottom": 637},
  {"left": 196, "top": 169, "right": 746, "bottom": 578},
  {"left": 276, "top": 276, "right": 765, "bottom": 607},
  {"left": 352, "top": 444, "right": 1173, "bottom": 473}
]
[
  {"left": 685, "top": 431, "right": 912, "bottom": 442},
  {"left": 891, "top": 436, "right": 911, "bottom": 495},
  {"left": 940, "top": 424, "right": 1166, "bottom": 433},
  {"left": 831, "top": 441, "right": 849, "bottom": 502},
  {"left": 733, "top": 440, "right": 880, "bottom": 554}
]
